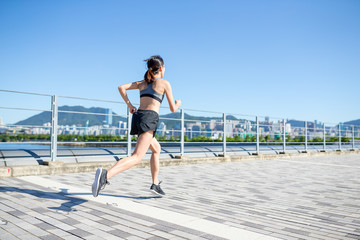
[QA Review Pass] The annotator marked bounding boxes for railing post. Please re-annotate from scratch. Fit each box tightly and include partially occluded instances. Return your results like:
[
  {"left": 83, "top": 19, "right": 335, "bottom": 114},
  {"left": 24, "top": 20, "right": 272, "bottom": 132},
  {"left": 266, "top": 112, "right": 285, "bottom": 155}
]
[
  {"left": 256, "top": 116, "right": 259, "bottom": 155},
  {"left": 180, "top": 109, "right": 184, "bottom": 156},
  {"left": 223, "top": 113, "right": 226, "bottom": 156},
  {"left": 50, "top": 95, "right": 58, "bottom": 161},
  {"left": 323, "top": 123, "right": 326, "bottom": 151},
  {"left": 304, "top": 121, "right": 308, "bottom": 153},
  {"left": 352, "top": 125, "right": 355, "bottom": 150},
  {"left": 127, "top": 107, "right": 132, "bottom": 157},
  {"left": 338, "top": 123, "right": 341, "bottom": 151},
  {"left": 283, "top": 119, "right": 286, "bottom": 153}
]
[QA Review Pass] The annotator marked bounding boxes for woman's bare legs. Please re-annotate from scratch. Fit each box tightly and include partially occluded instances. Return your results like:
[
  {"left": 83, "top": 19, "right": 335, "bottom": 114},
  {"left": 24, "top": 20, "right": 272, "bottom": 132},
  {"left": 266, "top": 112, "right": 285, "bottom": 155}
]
[
  {"left": 107, "top": 131, "right": 154, "bottom": 180},
  {"left": 149, "top": 137, "right": 161, "bottom": 185}
]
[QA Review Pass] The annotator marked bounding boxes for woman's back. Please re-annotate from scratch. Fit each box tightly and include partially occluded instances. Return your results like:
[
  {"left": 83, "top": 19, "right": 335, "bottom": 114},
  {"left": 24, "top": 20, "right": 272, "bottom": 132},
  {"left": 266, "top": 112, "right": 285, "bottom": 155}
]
[{"left": 138, "top": 79, "right": 165, "bottom": 113}]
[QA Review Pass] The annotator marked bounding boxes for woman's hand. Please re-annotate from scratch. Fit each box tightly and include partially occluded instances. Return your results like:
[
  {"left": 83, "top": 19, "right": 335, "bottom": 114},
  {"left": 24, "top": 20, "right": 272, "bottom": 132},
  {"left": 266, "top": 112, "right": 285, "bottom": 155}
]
[
  {"left": 128, "top": 104, "right": 137, "bottom": 114},
  {"left": 175, "top": 100, "right": 182, "bottom": 107}
]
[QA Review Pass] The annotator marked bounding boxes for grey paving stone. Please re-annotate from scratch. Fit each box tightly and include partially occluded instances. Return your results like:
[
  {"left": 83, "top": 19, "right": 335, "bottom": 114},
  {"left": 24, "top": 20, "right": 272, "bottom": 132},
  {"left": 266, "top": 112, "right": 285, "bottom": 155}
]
[
  {"left": 171, "top": 230, "right": 203, "bottom": 239},
  {"left": 67, "top": 228, "right": 92, "bottom": 238},
  {"left": 5, "top": 225, "right": 29, "bottom": 236},
  {"left": 54, "top": 223, "right": 76, "bottom": 231},
  {"left": 7, "top": 210, "right": 27, "bottom": 217},
  {"left": 203, "top": 216, "right": 226, "bottom": 223},
  {"left": 151, "top": 224, "right": 176, "bottom": 232},
  {"left": 61, "top": 236, "right": 83, "bottom": 240},
  {"left": 94, "top": 218, "right": 119, "bottom": 227},
  {"left": 147, "top": 237, "right": 166, "bottom": 240},
  {"left": 39, "top": 235, "right": 63, "bottom": 240},
  {"left": 35, "top": 222, "right": 57, "bottom": 231},
  {"left": 19, "top": 235, "right": 42, "bottom": 240},
  {"left": 241, "top": 221, "right": 268, "bottom": 229},
  {"left": 200, "top": 233, "right": 228, "bottom": 240},
  {"left": 346, "top": 233, "right": 360, "bottom": 239},
  {"left": 282, "top": 227, "right": 311, "bottom": 236},
  {"left": 26, "top": 226, "right": 50, "bottom": 237},
  {"left": 0, "top": 229, "right": 19, "bottom": 240},
  {"left": 107, "top": 229, "right": 132, "bottom": 238},
  {"left": 126, "top": 236, "right": 145, "bottom": 240},
  {"left": 150, "top": 230, "right": 179, "bottom": 239},
  {"left": 47, "top": 229, "right": 71, "bottom": 238},
  {"left": 59, "top": 218, "right": 82, "bottom": 226}
]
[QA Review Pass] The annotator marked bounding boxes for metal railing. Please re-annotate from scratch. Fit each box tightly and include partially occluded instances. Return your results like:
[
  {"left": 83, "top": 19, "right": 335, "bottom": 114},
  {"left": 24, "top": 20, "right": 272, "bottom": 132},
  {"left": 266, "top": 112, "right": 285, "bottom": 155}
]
[{"left": 0, "top": 89, "right": 359, "bottom": 162}]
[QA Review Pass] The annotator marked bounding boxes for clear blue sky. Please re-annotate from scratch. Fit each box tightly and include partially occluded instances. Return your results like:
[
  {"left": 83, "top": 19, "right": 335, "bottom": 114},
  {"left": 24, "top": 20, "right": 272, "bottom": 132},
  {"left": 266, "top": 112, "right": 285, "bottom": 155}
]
[{"left": 0, "top": 0, "right": 359, "bottom": 125}]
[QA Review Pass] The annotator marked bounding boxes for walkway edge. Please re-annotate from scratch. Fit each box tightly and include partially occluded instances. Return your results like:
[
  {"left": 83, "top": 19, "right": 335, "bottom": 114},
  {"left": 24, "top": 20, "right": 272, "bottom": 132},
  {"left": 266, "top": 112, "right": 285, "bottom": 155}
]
[{"left": 1, "top": 150, "right": 359, "bottom": 178}]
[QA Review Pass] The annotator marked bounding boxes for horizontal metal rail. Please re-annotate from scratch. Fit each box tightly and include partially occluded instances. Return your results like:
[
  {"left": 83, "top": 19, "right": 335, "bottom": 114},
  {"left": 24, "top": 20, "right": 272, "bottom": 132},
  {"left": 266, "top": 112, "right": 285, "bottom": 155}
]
[
  {"left": 1, "top": 89, "right": 360, "bottom": 163},
  {"left": 159, "top": 117, "right": 181, "bottom": 121},
  {"left": 58, "top": 95, "right": 125, "bottom": 104},
  {"left": 0, "top": 89, "right": 52, "bottom": 97},
  {"left": 0, "top": 106, "right": 51, "bottom": 113}
]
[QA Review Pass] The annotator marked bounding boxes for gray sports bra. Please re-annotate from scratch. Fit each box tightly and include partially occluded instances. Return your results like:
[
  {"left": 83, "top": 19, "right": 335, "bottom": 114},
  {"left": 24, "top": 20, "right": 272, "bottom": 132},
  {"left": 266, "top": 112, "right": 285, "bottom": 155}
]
[{"left": 140, "top": 78, "right": 164, "bottom": 103}]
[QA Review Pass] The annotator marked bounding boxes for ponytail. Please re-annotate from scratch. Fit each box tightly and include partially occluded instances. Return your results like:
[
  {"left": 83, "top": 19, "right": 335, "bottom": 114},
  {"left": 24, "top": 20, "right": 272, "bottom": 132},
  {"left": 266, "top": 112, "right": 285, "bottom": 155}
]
[
  {"left": 144, "top": 55, "right": 164, "bottom": 83},
  {"left": 144, "top": 68, "right": 156, "bottom": 83}
]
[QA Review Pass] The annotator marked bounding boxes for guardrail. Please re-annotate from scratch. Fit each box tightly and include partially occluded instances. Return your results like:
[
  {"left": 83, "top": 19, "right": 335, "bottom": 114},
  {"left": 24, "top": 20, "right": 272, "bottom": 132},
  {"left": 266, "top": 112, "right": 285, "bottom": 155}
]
[{"left": 0, "top": 89, "right": 359, "bottom": 162}]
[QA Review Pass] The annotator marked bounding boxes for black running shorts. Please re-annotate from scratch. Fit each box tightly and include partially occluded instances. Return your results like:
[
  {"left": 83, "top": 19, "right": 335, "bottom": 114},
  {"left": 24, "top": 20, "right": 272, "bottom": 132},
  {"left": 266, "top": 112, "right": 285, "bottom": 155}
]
[{"left": 130, "top": 110, "right": 159, "bottom": 137}]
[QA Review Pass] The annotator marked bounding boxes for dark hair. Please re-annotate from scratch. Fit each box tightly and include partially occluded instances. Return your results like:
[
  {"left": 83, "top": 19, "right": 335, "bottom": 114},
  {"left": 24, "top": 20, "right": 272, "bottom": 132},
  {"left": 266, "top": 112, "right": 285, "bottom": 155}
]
[{"left": 144, "top": 55, "right": 164, "bottom": 83}]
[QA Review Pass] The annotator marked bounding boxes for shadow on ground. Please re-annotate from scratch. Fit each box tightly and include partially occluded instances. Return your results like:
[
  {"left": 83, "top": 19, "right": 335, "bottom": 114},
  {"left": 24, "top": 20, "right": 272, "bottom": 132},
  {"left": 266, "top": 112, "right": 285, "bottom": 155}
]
[{"left": 0, "top": 186, "right": 161, "bottom": 213}]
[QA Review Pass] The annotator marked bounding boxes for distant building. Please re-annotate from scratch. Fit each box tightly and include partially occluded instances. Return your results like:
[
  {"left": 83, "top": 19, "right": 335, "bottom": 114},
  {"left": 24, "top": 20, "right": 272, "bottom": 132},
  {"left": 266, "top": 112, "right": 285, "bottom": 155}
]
[
  {"left": 105, "top": 108, "right": 112, "bottom": 126},
  {"left": 174, "top": 122, "right": 181, "bottom": 136},
  {"left": 285, "top": 123, "right": 291, "bottom": 133},
  {"left": 192, "top": 125, "right": 201, "bottom": 137},
  {"left": 186, "top": 127, "right": 192, "bottom": 139},
  {"left": 117, "top": 121, "right": 127, "bottom": 135},
  {"left": 225, "top": 120, "right": 233, "bottom": 137},
  {"left": 206, "top": 128, "right": 212, "bottom": 137},
  {"left": 0, "top": 117, "right": 3, "bottom": 126},
  {"left": 158, "top": 122, "right": 166, "bottom": 136}
]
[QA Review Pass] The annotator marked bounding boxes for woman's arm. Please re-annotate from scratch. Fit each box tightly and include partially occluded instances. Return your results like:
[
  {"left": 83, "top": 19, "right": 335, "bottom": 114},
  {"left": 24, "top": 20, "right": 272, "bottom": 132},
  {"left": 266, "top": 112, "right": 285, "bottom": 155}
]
[
  {"left": 118, "top": 81, "right": 140, "bottom": 113},
  {"left": 164, "top": 80, "right": 181, "bottom": 113}
]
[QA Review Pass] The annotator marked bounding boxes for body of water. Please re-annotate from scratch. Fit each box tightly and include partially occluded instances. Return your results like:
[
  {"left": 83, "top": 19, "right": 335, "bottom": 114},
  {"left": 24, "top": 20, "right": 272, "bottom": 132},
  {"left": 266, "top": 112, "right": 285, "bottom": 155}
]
[
  {"left": 0, "top": 142, "right": 349, "bottom": 151},
  {"left": 0, "top": 143, "right": 87, "bottom": 150}
]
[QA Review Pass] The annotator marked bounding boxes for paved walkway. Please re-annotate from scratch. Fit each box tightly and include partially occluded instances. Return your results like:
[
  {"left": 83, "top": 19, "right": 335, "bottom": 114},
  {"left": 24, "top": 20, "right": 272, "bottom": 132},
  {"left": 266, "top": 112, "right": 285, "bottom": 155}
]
[{"left": 1, "top": 154, "right": 360, "bottom": 240}]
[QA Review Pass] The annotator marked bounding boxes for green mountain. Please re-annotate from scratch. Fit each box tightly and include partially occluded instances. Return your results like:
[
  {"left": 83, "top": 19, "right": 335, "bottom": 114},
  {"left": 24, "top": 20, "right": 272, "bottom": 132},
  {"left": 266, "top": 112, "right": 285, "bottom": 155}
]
[
  {"left": 15, "top": 106, "right": 127, "bottom": 127},
  {"left": 15, "top": 105, "right": 246, "bottom": 129},
  {"left": 344, "top": 119, "right": 360, "bottom": 126}
]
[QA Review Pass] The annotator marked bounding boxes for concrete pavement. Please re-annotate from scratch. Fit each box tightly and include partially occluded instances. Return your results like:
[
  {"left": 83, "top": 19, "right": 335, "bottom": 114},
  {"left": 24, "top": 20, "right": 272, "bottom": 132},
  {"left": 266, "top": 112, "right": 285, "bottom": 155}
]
[{"left": 1, "top": 154, "right": 360, "bottom": 239}]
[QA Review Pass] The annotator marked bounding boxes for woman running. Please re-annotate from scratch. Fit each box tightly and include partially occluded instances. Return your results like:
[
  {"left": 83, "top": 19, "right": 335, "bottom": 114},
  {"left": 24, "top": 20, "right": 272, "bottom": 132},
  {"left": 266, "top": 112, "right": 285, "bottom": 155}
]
[{"left": 92, "top": 55, "right": 181, "bottom": 197}]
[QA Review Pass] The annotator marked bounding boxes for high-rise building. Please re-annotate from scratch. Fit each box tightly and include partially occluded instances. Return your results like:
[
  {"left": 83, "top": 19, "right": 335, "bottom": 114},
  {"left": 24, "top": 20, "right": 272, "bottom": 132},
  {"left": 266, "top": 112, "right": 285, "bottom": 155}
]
[
  {"left": 192, "top": 125, "right": 201, "bottom": 137},
  {"left": 118, "top": 121, "right": 127, "bottom": 135},
  {"left": 105, "top": 108, "right": 112, "bottom": 126},
  {"left": 285, "top": 123, "right": 291, "bottom": 133},
  {"left": 186, "top": 127, "right": 192, "bottom": 139},
  {"left": 0, "top": 117, "right": 3, "bottom": 126},
  {"left": 225, "top": 120, "right": 233, "bottom": 137},
  {"left": 158, "top": 122, "right": 166, "bottom": 136}
]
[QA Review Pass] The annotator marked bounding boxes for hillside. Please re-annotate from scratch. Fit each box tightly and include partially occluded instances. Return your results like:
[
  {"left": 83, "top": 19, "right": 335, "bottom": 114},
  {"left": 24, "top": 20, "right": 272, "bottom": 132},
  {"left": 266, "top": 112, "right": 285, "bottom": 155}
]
[
  {"left": 15, "top": 106, "right": 127, "bottom": 127},
  {"left": 15, "top": 106, "right": 360, "bottom": 129},
  {"left": 344, "top": 119, "right": 360, "bottom": 126},
  {"left": 15, "top": 106, "right": 246, "bottom": 128}
]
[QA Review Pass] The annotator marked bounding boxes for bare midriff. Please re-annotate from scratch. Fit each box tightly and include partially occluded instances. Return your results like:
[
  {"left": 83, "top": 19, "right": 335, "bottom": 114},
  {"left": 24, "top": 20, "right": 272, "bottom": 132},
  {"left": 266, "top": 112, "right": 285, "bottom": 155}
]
[{"left": 138, "top": 97, "right": 161, "bottom": 113}]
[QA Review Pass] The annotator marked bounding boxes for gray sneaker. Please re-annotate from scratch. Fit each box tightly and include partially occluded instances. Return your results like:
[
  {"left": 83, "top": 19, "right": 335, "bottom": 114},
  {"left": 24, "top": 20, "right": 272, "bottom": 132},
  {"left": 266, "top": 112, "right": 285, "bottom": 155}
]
[
  {"left": 150, "top": 181, "right": 165, "bottom": 196},
  {"left": 92, "top": 168, "right": 109, "bottom": 197}
]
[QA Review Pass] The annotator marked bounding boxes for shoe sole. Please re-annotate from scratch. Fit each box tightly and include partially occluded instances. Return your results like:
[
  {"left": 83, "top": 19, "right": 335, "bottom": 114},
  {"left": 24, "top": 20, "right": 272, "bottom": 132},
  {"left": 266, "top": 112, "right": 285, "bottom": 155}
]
[
  {"left": 150, "top": 189, "right": 165, "bottom": 197},
  {"left": 92, "top": 168, "right": 102, "bottom": 197}
]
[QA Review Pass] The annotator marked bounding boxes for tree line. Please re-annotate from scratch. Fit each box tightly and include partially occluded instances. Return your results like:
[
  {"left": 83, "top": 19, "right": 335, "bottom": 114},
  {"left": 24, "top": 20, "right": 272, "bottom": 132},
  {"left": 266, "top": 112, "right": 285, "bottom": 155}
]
[{"left": 0, "top": 133, "right": 354, "bottom": 143}]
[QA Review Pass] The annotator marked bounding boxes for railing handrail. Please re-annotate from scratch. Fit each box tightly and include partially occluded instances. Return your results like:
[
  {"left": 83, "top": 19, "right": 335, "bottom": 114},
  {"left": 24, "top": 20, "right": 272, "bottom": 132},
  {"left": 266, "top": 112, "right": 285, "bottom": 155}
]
[
  {"left": 1, "top": 89, "right": 359, "bottom": 162},
  {"left": 3, "top": 88, "right": 358, "bottom": 126}
]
